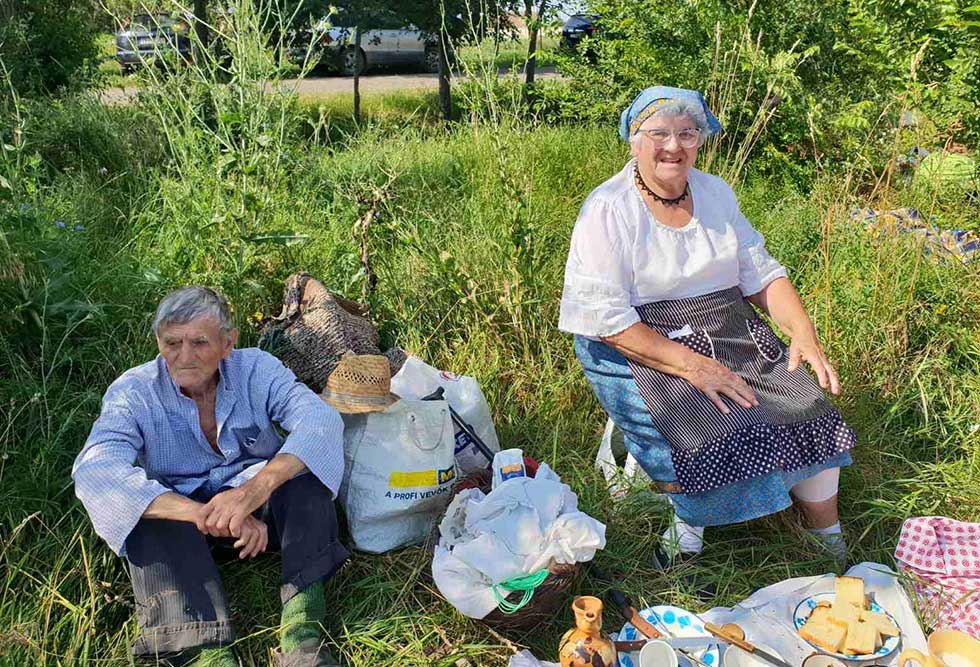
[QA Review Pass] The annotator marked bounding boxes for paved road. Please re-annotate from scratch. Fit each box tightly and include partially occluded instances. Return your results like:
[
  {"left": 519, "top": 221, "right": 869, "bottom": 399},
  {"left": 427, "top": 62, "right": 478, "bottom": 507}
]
[{"left": 100, "top": 66, "right": 560, "bottom": 103}]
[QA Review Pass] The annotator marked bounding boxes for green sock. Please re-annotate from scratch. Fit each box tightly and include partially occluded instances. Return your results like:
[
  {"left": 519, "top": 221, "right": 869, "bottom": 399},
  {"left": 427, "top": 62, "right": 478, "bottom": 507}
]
[
  {"left": 280, "top": 581, "right": 326, "bottom": 653},
  {"left": 190, "top": 647, "right": 237, "bottom": 667}
]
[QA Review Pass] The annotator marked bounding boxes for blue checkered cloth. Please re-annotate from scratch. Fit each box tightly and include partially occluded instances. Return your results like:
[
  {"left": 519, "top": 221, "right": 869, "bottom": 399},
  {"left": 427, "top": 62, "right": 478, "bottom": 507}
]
[
  {"left": 851, "top": 207, "right": 979, "bottom": 264},
  {"left": 72, "top": 348, "right": 345, "bottom": 556}
]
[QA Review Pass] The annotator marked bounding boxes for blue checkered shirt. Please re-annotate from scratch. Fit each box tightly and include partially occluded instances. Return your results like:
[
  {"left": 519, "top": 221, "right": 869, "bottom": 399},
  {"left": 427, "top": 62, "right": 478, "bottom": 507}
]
[{"left": 72, "top": 348, "right": 344, "bottom": 556}]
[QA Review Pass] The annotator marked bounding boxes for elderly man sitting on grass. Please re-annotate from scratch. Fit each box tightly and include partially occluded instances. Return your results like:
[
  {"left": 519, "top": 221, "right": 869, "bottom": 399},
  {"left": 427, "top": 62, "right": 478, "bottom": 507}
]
[{"left": 72, "top": 286, "right": 348, "bottom": 667}]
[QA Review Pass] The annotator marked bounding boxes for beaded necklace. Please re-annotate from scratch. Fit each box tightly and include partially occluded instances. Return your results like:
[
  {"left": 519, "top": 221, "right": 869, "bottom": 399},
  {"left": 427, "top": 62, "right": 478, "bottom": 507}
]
[{"left": 634, "top": 167, "right": 690, "bottom": 207}]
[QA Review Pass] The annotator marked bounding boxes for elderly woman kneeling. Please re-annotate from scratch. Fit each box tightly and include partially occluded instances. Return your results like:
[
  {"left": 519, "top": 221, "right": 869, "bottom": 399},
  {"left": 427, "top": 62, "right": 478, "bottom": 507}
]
[{"left": 559, "top": 86, "right": 856, "bottom": 565}]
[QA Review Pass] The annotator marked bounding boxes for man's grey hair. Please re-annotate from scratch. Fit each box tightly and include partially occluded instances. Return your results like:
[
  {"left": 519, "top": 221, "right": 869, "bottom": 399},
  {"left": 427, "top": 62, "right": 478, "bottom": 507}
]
[
  {"left": 152, "top": 286, "right": 234, "bottom": 335},
  {"left": 630, "top": 99, "right": 711, "bottom": 148}
]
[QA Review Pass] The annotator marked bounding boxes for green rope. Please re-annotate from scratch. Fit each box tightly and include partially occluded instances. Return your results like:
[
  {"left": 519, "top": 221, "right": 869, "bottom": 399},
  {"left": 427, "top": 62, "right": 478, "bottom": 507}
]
[{"left": 491, "top": 569, "right": 550, "bottom": 615}]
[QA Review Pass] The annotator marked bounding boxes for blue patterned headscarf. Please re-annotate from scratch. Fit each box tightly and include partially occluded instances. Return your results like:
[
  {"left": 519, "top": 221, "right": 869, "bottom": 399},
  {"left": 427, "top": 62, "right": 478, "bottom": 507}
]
[{"left": 618, "top": 86, "right": 723, "bottom": 141}]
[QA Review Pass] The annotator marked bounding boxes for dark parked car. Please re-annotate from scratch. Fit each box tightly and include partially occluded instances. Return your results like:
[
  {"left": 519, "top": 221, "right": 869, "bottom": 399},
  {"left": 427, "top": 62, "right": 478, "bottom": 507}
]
[
  {"left": 560, "top": 13, "right": 600, "bottom": 52},
  {"left": 116, "top": 14, "right": 192, "bottom": 73}
]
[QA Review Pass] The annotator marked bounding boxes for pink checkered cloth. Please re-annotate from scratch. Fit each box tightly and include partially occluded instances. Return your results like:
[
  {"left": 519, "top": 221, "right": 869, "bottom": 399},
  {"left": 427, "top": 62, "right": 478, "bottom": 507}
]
[{"left": 894, "top": 516, "right": 980, "bottom": 638}]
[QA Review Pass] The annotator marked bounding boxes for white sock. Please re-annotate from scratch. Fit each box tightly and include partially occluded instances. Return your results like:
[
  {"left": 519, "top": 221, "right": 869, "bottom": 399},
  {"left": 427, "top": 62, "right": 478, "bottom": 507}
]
[
  {"left": 808, "top": 521, "right": 847, "bottom": 561},
  {"left": 662, "top": 513, "right": 704, "bottom": 558}
]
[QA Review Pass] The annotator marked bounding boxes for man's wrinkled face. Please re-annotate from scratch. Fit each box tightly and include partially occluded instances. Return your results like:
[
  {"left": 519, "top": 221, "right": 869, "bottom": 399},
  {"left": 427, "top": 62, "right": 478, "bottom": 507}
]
[{"left": 156, "top": 317, "right": 237, "bottom": 394}]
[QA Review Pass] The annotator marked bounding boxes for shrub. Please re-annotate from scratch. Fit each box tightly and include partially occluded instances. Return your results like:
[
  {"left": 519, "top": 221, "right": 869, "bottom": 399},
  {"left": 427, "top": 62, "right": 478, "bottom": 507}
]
[
  {"left": 547, "top": 0, "right": 980, "bottom": 180},
  {"left": 0, "top": 0, "right": 101, "bottom": 95}
]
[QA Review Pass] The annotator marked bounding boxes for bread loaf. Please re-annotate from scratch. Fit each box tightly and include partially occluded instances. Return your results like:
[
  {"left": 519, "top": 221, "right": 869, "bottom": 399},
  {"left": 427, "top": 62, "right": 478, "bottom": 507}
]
[
  {"left": 799, "top": 613, "right": 848, "bottom": 653},
  {"left": 843, "top": 620, "right": 877, "bottom": 655},
  {"left": 835, "top": 576, "right": 865, "bottom": 609}
]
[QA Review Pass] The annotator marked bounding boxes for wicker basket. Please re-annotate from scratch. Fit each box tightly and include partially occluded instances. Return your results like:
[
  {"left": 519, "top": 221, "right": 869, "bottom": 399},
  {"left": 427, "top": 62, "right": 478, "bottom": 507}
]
[{"left": 429, "top": 465, "right": 583, "bottom": 636}]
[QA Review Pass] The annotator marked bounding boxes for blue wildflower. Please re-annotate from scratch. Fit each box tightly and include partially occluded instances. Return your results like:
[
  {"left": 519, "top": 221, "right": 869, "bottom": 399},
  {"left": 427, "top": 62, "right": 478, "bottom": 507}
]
[
  {"left": 19, "top": 203, "right": 30, "bottom": 212},
  {"left": 74, "top": 224, "right": 85, "bottom": 232},
  {"left": 54, "top": 220, "right": 66, "bottom": 229}
]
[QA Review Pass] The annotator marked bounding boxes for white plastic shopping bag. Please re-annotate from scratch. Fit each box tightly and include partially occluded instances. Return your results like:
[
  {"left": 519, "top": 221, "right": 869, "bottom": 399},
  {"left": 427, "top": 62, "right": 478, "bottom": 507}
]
[
  {"left": 390, "top": 356, "right": 501, "bottom": 474},
  {"left": 338, "top": 399, "right": 458, "bottom": 553}
]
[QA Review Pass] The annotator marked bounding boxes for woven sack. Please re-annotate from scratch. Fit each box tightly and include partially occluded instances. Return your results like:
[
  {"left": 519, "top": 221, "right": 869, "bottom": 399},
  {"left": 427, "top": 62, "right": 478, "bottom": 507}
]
[{"left": 260, "top": 272, "right": 406, "bottom": 393}]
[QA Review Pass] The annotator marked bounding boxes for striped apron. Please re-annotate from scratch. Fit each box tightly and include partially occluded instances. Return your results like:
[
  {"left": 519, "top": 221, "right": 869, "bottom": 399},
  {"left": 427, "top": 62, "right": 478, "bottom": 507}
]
[{"left": 627, "top": 287, "right": 856, "bottom": 495}]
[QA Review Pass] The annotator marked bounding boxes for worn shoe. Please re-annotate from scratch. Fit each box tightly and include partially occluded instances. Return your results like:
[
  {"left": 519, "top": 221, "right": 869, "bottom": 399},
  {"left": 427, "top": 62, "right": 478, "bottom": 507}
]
[
  {"left": 652, "top": 543, "right": 717, "bottom": 600},
  {"left": 273, "top": 639, "right": 341, "bottom": 667}
]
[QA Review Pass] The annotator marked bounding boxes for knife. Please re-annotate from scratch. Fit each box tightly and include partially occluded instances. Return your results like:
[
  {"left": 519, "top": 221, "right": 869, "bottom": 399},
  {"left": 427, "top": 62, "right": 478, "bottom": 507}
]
[
  {"left": 615, "top": 637, "right": 723, "bottom": 652},
  {"left": 607, "top": 590, "right": 663, "bottom": 640},
  {"left": 607, "top": 590, "right": 714, "bottom": 667},
  {"left": 703, "top": 622, "right": 793, "bottom": 667}
]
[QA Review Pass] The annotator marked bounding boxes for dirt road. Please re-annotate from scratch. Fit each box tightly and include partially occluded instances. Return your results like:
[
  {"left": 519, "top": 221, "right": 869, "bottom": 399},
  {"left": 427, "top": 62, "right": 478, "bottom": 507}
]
[{"left": 100, "top": 66, "right": 560, "bottom": 103}]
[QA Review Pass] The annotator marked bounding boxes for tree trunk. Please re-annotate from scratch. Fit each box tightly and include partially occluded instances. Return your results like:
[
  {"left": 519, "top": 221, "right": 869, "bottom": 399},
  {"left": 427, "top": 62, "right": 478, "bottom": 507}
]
[
  {"left": 524, "top": 0, "right": 548, "bottom": 89},
  {"left": 438, "top": 39, "right": 452, "bottom": 122},
  {"left": 523, "top": 0, "right": 535, "bottom": 87},
  {"left": 524, "top": 24, "right": 538, "bottom": 87},
  {"left": 193, "top": 0, "right": 209, "bottom": 62},
  {"left": 353, "top": 26, "right": 362, "bottom": 124}
]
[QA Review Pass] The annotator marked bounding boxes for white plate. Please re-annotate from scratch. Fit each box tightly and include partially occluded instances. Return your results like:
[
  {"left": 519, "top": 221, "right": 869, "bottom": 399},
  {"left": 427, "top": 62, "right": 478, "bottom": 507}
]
[
  {"left": 793, "top": 592, "right": 901, "bottom": 661},
  {"left": 618, "top": 605, "right": 722, "bottom": 667}
]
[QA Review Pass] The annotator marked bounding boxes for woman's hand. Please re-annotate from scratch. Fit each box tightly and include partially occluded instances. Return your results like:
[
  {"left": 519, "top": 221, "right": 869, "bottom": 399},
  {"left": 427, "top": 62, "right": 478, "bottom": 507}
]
[
  {"left": 747, "top": 278, "right": 841, "bottom": 395},
  {"left": 788, "top": 332, "right": 840, "bottom": 395},
  {"left": 683, "top": 353, "right": 759, "bottom": 414}
]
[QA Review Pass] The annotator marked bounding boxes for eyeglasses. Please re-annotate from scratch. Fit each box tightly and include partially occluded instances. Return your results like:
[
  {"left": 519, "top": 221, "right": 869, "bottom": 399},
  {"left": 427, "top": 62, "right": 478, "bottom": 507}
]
[{"left": 635, "top": 128, "right": 701, "bottom": 148}]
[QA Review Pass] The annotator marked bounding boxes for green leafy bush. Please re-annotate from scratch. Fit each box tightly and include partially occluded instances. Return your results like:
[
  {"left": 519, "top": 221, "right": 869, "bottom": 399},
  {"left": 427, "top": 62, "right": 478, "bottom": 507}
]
[
  {"left": 0, "top": 0, "right": 101, "bottom": 95},
  {"left": 546, "top": 0, "right": 980, "bottom": 179}
]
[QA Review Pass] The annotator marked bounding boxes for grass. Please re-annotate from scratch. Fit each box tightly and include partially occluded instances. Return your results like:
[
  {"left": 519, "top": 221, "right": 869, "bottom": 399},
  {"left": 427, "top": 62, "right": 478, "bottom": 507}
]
[
  {"left": 2, "top": 11, "right": 980, "bottom": 667},
  {"left": 457, "top": 34, "right": 559, "bottom": 71}
]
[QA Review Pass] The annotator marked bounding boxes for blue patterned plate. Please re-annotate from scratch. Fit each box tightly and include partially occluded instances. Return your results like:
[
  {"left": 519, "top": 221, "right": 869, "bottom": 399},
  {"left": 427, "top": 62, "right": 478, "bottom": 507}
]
[
  {"left": 618, "top": 605, "right": 721, "bottom": 667},
  {"left": 793, "top": 592, "right": 901, "bottom": 661}
]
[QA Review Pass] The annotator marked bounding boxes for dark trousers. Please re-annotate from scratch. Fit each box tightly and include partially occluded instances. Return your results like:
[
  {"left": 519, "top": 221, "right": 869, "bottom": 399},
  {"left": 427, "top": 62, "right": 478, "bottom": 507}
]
[{"left": 125, "top": 473, "right": 350, "bottom": 658}]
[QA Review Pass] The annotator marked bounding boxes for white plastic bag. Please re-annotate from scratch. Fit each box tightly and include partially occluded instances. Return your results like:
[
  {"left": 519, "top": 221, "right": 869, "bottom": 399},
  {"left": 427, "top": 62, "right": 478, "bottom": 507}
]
[
  {"left": 338, "top": 399, "right": 457, "bottom": 553},
  {"left": 595, "top": 417, "right": 651, "bottom": 500},
  {"left": 509, "top": 651, "right": 560, "bottom": 667},
  {"left": 390, "top": 356, "right": 500, "bottom": 474},
  {"left": 431, "top": 543, "right": 499, "bottom": 619}
]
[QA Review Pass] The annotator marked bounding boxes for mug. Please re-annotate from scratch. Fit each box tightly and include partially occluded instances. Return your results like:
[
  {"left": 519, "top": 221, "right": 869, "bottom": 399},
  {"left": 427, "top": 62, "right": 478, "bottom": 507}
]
[
  {"left": 898, "top": 629, "right": 980, "bottom": 667},
  {"left": 638, "top": 640, "right": 678, "bottom": 667}
]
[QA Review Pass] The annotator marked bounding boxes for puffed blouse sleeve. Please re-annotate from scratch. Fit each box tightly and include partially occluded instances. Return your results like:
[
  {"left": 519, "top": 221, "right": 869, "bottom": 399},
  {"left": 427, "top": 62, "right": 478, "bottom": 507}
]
[
  {"left": 558, "top": 194, "right": 640, "bottom": 338},
  {"left": 726, "top": 184, "right": 787, "bottom": 296}
]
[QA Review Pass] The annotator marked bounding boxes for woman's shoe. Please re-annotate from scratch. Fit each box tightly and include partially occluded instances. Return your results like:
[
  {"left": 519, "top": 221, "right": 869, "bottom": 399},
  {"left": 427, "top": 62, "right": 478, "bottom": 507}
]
[{"left": 651, "top": 543, "right": 717, "bottom": 600}]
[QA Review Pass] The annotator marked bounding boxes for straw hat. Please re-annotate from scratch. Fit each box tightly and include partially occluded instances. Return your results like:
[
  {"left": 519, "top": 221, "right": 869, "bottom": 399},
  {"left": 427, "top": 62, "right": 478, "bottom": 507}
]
[{"left": 320, "top": 352, "right": 398, "bottom": 414}]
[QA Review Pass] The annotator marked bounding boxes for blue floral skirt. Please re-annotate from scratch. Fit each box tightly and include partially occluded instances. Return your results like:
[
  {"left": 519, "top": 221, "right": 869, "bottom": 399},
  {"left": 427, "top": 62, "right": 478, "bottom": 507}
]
[{"left": 575, "top": 335, "right": 852, "bottom": 527}]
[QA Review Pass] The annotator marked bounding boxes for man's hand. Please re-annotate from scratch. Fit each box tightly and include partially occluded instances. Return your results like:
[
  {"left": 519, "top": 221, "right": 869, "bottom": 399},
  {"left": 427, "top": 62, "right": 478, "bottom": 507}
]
[
  {"left": 200, "top": 481, "right": 270, "bottom": 538},
  {"left": 234, "top": 515, "right": 269, "bottom": 558},
  {"left": 198, "top": 454, "right": 307, "bottom": 538}
]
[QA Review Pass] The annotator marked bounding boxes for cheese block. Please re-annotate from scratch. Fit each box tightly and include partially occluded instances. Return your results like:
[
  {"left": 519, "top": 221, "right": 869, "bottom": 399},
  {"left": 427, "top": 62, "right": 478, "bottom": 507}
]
[
  {"left": 800, "top": 612, "right": 848, "bottom": 653},
  {"left": 809, "top": 606, "right": 834, "bottom": 624},
  {"left": 831, "top": 602, "right": 861, "bottom": 624},
  {"left": 843, "top": 620, "right": 877, "bottom": 655},
  {"left": 860, "top": 608, "right": 900, "bottom": 637},
  {"left": 835, "top": 576, "right": 866, "bottom": 610}
]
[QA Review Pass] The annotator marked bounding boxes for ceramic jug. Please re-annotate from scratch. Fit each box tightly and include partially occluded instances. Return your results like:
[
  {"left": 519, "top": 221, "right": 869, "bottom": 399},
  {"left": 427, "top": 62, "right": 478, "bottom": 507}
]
[
  {"left": 558, "top": 596, "right": 619, "bottom": 667},
  {"left": 898, "top": 629, "right": 980, "bottom": 667}
]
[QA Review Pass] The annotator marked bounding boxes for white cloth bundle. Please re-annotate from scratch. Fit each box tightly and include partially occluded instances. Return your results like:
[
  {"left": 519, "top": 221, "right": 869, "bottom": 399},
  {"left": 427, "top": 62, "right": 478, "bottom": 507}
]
[{"left": 432, "top": 463, "right": 606, "bottom": 619}]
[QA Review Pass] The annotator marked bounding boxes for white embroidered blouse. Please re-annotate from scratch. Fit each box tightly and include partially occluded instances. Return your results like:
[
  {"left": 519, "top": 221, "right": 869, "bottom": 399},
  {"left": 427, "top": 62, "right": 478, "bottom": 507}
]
[{"left": 558, "top": 160, "right": 787, "bottom": 338}]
